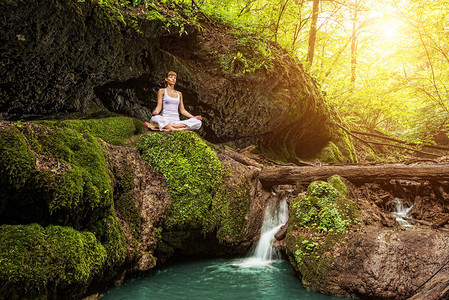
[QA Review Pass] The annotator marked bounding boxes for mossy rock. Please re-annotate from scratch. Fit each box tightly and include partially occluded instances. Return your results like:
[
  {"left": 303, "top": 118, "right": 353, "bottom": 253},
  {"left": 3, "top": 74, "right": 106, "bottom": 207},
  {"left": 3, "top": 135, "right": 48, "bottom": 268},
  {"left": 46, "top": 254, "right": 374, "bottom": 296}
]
[
  {"left": 88, "top": 215, "right": 126, "bottom": 270},
  {"left": 113, "top": 162, "right": 142, "bottom": 242},
  {"left": 313, "top": 110, "right": 357, "bottom": 164},
  {"left": 0, "top": 223, "right": 107, "bottom": 299},
  {"left": 286, "top": 177, "right": 360, "bottom": 290},
  {"left": 315, "top": 141, "right": 345, "bottom": 164},
  {"left": 0, "top": 126, "right": 36, "bottom": 189},
  {"left": 137, "top": 131, "right": 223, "bottom": 229},
  {"left": 0, "top": 120, "right": 131, "bottom": 298},
  {"left": 137, "top": 131, "right": 253, "bottom": 254},
  {"left": 36, "top": 116, "right": 147, "bottom": 146},
  {"left": 327, "top": 175, "right": 350, "bottom": 196},
  {"left": 0, "top": 123, "right": 114, "bottom": 227}
]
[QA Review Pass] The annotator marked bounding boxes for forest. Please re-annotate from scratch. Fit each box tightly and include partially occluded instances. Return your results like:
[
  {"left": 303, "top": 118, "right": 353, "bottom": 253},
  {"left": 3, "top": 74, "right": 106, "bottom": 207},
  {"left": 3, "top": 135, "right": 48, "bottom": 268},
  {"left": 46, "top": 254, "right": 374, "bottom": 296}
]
[{"left": 141, "top": 0, "right": 449, "bottom": 158}]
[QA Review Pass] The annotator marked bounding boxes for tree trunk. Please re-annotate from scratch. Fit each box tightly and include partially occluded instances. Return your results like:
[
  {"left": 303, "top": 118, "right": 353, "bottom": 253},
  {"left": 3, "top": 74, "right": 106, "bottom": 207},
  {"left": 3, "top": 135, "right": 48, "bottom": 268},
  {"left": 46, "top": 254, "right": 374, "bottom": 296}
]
[
  {"left": 307, "top": 0, "right": 320, "bottom": 65},
  {"left": 274, "top": 0, "right": 290, "bottom": 43},
  {"left": 350, "top": 0, "right": 358, "bottom": 88},
  {"left": 259, "top": 164, "right": 449, "bottom": 187}
]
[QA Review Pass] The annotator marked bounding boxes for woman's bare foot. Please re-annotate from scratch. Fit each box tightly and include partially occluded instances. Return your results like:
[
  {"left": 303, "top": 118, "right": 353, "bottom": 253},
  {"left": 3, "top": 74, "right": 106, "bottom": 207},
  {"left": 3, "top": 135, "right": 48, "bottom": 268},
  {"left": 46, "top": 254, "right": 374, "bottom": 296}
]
[
  {"left": 163, "top": 124, "right": 188, "bottom": 131},
  {"left": 164, "top": 125, "right": 176, "bottom": 131}
]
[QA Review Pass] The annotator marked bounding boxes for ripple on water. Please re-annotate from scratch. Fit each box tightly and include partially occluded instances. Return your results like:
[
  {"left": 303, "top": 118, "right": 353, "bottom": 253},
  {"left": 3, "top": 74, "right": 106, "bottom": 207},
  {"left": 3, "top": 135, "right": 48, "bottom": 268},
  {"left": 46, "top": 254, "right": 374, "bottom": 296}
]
[{"left": 100, "top": 258, "right": 349, "bottom": 300}]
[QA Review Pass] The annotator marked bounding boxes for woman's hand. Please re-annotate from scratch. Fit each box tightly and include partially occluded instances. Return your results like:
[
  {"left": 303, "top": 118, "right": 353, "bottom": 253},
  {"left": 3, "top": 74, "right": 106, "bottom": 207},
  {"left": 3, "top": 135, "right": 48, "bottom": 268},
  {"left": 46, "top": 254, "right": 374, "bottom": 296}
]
[
  {"left": 194, "top": 116, "right": 203, "bottom": 120},
  {"left": 152, "top": 109, "right": 160, "bottom": 116}
]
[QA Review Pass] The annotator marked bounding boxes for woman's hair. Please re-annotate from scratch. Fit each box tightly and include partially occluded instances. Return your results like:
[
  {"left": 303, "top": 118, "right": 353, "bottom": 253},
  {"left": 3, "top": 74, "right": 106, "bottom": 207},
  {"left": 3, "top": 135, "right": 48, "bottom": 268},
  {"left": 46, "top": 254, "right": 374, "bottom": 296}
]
[{"left": 164, "top": 71, "right": 177, "bottom": 87}]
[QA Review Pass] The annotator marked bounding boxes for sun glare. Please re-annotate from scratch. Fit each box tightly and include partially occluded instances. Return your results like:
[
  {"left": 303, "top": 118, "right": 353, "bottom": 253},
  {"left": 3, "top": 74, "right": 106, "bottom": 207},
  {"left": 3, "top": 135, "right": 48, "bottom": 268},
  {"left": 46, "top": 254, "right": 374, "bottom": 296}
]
[{"left": 382, "top": 24, "right": 398, "bottom": 40}]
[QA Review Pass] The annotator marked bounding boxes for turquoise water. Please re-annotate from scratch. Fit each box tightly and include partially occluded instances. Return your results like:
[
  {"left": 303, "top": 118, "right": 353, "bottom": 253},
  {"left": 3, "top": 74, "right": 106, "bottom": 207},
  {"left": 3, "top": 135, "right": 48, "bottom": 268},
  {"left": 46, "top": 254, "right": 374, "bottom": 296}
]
[{"left": 100, "top": 258, "right": 348, "bottom": 300}]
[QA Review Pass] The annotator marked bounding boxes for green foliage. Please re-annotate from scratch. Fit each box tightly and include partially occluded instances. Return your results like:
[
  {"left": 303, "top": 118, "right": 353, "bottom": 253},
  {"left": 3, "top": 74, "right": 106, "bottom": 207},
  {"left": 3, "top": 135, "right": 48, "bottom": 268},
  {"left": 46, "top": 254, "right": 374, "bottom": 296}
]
[
  {"left": 163, "top": 16, "right": 188, "bottom": 36},
  {"left": 219, "top": 32, "right": 275, "bottom": 76},
  {"left": 131, "top": 0, "right": 155, "bottom": 8},
  {"left": 0, "top": 224, "right": 106, "bottom": 299},
  {"left": 146, "top": 8, "right": 164, "bottom": 21},
  {"left": 78, "top": 0, "right": 166, "bottom": 34},
  {"left": 291, "top": 180, "right": 357, "bottom": 233},
  {"left": 178, "top": 0, "right": 449, "bottom": 150},
  {"left": 136, "top": 131, "right": 223, "bottom": 229}
]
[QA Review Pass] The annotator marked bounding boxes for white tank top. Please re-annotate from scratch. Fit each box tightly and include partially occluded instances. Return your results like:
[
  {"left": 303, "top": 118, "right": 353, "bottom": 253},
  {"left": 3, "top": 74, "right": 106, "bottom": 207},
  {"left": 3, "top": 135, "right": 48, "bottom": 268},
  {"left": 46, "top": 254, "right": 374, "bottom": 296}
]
[{"left": 161, "top": 88, "right": 180, "bottom": 120}]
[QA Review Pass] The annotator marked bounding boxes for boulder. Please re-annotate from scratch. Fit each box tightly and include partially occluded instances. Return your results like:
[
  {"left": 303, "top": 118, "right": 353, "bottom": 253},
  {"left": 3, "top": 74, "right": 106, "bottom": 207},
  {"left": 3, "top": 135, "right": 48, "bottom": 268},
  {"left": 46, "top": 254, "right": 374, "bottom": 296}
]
[
  {"left": 0, "top": 0, "right": 354, "bottom": 162},
  {"left": 285, "top": 176, "right": 449, "bottom": 299}
]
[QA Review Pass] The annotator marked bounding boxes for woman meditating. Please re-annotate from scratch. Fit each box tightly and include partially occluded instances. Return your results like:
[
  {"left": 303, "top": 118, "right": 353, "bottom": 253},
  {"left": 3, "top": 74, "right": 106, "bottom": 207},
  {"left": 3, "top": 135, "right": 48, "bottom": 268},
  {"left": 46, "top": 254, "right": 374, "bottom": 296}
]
[{"left": 146, "top": 71, "right": 202, "bottom": 131}]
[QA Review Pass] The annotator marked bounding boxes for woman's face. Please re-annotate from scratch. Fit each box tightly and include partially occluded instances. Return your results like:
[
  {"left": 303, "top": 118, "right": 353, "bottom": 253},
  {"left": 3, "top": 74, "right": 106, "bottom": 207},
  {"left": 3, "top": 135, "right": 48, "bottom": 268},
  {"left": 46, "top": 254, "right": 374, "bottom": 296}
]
[{"left": 166, "top": 74, "right": 177, "bottom": 86}]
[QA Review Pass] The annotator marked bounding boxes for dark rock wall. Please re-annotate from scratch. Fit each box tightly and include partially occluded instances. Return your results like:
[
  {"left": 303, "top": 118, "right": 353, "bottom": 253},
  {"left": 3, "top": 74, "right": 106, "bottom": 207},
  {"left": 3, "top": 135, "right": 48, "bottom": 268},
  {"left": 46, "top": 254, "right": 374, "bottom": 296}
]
[{"left": 0, "top": 0, "right": 163, "bottom": 118}]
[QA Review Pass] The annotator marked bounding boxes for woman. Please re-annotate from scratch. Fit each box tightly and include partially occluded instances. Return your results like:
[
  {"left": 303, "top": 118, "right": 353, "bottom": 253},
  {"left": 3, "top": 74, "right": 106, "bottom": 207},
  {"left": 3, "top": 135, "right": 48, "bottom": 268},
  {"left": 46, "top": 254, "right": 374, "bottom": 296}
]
[{"left": 147, "top": 71, "right": 202, "bottom": 131}]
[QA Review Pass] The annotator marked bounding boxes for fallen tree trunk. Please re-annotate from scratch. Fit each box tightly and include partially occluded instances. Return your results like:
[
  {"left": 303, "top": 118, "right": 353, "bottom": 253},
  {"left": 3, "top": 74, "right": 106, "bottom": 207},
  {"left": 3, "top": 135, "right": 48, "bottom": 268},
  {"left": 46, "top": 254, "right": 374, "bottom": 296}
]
[
  {"left": 409, "top": 276, "right": 449, "bottom": 300},
  {"left": 259, "top": 163, "right": 449, "bottom": 187},
  {"left": 220, "top": 147, "right": 263, "bottom": 169}
]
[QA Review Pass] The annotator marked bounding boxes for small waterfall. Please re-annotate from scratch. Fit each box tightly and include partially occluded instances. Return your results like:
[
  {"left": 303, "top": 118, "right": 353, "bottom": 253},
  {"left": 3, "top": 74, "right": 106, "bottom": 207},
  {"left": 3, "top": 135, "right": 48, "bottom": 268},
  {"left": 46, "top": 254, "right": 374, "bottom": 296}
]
[
  {"left": 391, "top": 198, "right": 414, "bottom": 227},
  {"left": 232, "top": 198, "right": 289, "bottom": 268}
]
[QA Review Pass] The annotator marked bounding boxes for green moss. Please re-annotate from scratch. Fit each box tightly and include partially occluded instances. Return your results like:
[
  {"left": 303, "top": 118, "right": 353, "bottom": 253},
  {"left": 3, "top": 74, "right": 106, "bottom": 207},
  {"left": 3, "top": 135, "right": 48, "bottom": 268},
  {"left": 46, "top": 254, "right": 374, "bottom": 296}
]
[
  {"left": 94, "top": 0, "right": 127, "bottom": 28},
  {"left": 0, "top": 121, "right": 129, "bottom": 297},
  {"left": 286, "top": 178, "right": 360, "bottom": 289},
  {"left": 36, "top": 116, "right": 147, "bottom": 146},
  {"left": 205, "top": 178, "right": 252, "bottom": 243},
  {"left": 137, "top": 131, "right": 253, "bottom": 250},
  {"left": 334, "top": 130, "right": 358, "bottom": 163},
  {"left": 48, "top": 166, "right": 84, "bottom": 221},
  {"left": 137, "top": 131, "right": 223, "bottom": 230},
  {"left": 114, "top": 163, "right": 142, "bottom": 242},
  {"left": 0, "top": 126, "right": 36, "bottom": 189},
  {"left": 33, "top": 125, "right": 112, "bottom": 225},
  {"left": 292, "top": 180, "right": 357, "bottom": 234},
  {"left": 88, "top": 215, "right": 126, "bottom": 270},
  {"left": 29, "top": 125, "right": 111, "bottom": 189},
  {"left": 0, "top": 123, "right": 114, "bottom": 228},
  {"left": 0, "top": 223, "right": 106, "bottom": 299},
  {"left": 327, "top": 175, "right": 350, "bottom": 196},
  {"left": 315, "top": 141, "right": 344, "bottom": 164}
]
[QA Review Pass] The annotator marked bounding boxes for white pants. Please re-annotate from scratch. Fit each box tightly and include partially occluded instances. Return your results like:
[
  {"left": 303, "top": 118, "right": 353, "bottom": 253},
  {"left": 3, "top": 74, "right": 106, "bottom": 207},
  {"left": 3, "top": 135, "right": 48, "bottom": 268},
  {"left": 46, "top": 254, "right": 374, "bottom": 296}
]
[{"left": 150, "top": 115, "right": 202, "bottom": 131}]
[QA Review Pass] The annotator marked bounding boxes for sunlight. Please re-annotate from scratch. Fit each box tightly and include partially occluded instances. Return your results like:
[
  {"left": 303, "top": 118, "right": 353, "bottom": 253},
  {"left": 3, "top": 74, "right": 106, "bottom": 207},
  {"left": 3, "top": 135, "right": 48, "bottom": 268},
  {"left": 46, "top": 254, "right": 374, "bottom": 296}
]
[{"left": 381, "top": 23, "right": 399, "bottom": 40}]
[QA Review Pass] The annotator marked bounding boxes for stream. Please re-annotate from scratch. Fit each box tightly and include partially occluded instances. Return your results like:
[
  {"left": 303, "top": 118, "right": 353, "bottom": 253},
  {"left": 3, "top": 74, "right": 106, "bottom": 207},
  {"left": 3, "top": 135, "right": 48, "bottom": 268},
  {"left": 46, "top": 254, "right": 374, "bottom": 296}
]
[{"left": 100, "top": 198, "right": 350, "bottom": 300}]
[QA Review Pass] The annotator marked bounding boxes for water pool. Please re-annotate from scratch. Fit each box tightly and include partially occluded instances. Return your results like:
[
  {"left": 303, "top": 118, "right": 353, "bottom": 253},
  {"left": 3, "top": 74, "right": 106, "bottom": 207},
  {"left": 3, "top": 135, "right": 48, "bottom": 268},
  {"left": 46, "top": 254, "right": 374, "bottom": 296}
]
[{"left": 100, "top": 258, "right": 348, "bottom": 300}]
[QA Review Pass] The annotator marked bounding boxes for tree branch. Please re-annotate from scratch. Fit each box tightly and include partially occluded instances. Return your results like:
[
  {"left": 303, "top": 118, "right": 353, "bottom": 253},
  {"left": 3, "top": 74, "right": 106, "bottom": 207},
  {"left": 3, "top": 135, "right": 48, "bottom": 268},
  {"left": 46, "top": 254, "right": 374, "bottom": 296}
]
[
  {"left": 350, "top": 130, "right": 449, "bottom": 151},
  {"left": 335, "top": 123, "right": 441, "bottom": 157}
]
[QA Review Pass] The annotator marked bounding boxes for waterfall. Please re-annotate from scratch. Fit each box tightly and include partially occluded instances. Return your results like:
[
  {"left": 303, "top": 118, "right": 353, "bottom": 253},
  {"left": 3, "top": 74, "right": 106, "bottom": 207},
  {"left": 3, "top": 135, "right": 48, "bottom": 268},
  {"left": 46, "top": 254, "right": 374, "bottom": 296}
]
[
  {"left": 391, "top": 198, "right": 414, "bottom": 227},
  {"left": 232, "top": 198, "right": 289, "bottom": 268}
]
